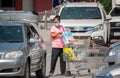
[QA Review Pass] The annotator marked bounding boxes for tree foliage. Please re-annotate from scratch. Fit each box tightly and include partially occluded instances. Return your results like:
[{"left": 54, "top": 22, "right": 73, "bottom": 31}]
[{"left": 97, "top": 0, "right": 112, "bottom": 14}]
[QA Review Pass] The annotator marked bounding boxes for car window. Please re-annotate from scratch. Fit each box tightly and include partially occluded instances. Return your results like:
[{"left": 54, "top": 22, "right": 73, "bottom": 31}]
[
  {"left": 60, "top": 7, "right": 102, "bottom": 19},
  {"left": 30, "top": 26, "right": 41, "bottom": 39},
  {"left": 0, "top": 26, "right": 23, "bottom": 43},
  {"left": 111, "top": 7, "right": 120, "bottom": 16},
  {"left": 25, "top": 24, "right": 40, "bottom": 40}
]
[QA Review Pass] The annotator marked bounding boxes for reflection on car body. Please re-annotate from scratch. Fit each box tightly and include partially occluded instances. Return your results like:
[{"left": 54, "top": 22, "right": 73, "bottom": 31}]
[{"left": 104, "top": 42, "right": 120, "bottom": 66}]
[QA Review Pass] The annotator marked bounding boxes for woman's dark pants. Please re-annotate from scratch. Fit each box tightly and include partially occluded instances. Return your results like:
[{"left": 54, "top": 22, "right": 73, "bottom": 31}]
[{"left": 49, "top": 48, "right": 66, "bottom": 74}]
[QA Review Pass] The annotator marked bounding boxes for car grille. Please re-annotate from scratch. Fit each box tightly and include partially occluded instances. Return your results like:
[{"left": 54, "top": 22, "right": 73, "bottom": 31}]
[
  {"left": 110, "top": 22, "right": 120, "bottom": 28},
  {"left": 110, "top": 22, "right": 120, "bottom": 39},
  {"left": 74, "top": 36, "right": 90, "bottom": 39},
  {"left": 65, "top": 26, "right": 93, "bottom": 32}
]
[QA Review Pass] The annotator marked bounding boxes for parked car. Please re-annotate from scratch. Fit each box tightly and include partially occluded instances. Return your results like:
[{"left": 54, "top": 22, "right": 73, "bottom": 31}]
[
  {"left": 91, "top": 0, "right": 120, "bottom": 46},
  {"left": 104, "top": 42, "right": 120, "bottom": 66},
  {"left": 0, "top": 11, "right": 46, "bottom": 78},
  {"left": 95, "top": 64, "right": 120, "bottom": 78},
  {"left": 108, "top": 0, "right": 120, "bottom": 44}
]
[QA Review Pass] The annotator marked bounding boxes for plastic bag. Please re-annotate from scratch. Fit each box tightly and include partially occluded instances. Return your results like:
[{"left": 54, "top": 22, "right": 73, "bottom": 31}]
[
  {"left": 62, "top": 30, "right": 74, "bottom": 45},
  {"left": 63, "top": 47, "right": 77, "bottom": 61}
]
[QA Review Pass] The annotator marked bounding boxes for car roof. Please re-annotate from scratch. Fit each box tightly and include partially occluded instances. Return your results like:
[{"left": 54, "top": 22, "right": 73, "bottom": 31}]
[
  {"left": 0, "top": 22, "right": 26, "bottom": 28},
  {"left": 0, "top": 11, "right": 38, "bottom": 23},
  {"left": 65, "top": 2, "right": 100, "bottom": 7},
  {"left": 0, "top": 11, "right": 38, "bottom": 15}
]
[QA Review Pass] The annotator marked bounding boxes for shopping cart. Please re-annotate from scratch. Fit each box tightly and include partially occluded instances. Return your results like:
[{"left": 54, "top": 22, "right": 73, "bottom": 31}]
[{"left": 63, "top": 40, "right": 107, "bottom": 78}]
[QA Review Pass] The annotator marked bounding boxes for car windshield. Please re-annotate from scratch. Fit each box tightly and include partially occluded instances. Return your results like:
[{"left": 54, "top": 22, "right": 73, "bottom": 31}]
[
  {"left": 60, "top": 7, "right": 102, "bottom": 19},
  {"left": 0, "top": 26, "right": 23, "bottom": 43},
  {"left": 111, "top": 7, "right": 120, "bottom": 16}
]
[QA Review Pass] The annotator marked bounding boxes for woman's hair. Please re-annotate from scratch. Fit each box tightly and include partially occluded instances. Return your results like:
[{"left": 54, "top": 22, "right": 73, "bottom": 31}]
[{"left": 53, "top": 15, "right": 60, "bottom": 22}]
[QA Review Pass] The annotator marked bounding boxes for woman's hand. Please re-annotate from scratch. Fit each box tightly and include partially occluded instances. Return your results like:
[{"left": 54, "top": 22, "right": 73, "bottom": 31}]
[
  {"left": 51, "top": 32, "right": 63, "bottom": 38},
  {"left": 58, "top": 32, "right": 62, "bottom": 35}
]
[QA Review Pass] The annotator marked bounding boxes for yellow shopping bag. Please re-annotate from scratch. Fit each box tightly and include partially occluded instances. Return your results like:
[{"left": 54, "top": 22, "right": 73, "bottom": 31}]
[{"left": 63, "top": 47, "right": 77, "bottom": 61}]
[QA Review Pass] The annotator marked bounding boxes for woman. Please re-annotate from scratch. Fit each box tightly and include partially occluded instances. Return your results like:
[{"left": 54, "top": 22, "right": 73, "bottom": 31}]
[{"left": 49, "top": 15, "right": 66, "bottom": 76}]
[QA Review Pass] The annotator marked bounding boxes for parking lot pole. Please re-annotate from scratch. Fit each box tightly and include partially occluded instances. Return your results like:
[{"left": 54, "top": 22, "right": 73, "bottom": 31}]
[{"left": 44, "top": 11, "right": 48, "bottom": 30}]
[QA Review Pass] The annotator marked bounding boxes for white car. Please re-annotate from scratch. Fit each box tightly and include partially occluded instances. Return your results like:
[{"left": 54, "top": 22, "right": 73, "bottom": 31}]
[
  {"left": 58, "top": 2, "right": 108, "bottom": 42},
  {"left": 92, "top": 0, "right": 120, "bottom": 46},
  {"left": 108, "top": 0, "right": 120, "bottom": 43}
]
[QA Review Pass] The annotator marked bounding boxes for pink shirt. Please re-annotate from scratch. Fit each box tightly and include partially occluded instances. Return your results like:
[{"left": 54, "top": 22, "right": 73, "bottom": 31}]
[{"left": 51, "top": 25, "right": 65, "bottom": 48}]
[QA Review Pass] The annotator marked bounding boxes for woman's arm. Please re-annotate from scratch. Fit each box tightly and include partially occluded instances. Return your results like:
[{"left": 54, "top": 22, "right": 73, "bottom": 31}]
[{"left": 51, "top": 32, "right": 62, "bottom": 38}]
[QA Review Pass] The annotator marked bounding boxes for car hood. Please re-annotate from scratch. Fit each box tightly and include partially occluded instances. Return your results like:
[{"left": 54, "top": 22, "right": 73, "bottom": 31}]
[
  {"left": 61, "top": 19, "right": 102, "bottom": 26},
  {"left": 110, "top": 17, "right": 120, "bottom": 22},
  {"left": 0, "top": 43, "right": 25, "bottom": 53},
  {"left": 95, "top": 64, "right": 120, "bottom": 77},
  {"left": 104, "top": 42, "right": 120, "bottom": 57},
  {"left": 110, "top": 42, "right": 120, "bottom": 48}
]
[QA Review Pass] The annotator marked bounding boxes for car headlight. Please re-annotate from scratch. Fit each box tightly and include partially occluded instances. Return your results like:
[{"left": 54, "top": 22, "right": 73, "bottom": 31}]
[
  {"left": 99, "top": 24, "right": 103, "bottom": 28},
  {"left": 109, "top": 47, "right": 120, "bottom": 56},
  {"left": 94, "top": 24, "right": 103, "bottom": 30},
  {"left": 97, "top": 24, "right": 104, "bottom": 30},
  {"left": 5, "top": 51, "right": 23, "bottom": 59}
]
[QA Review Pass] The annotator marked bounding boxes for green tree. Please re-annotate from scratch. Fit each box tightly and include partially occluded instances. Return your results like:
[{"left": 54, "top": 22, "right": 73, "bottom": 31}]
[{"left": 97, "top": 0, "right": 112, "bottom": 14}]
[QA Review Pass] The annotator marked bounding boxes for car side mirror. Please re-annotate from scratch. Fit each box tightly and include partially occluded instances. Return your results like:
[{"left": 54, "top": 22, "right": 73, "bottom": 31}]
[
  {"left": 29, "top": 38, "right": 38, "bottom": 43},
  {"left": 106, "top": 15, "right": 112, "bottom": 20},
  {"left": 48, "top": 15, "right": 56, "bottom": 21}
]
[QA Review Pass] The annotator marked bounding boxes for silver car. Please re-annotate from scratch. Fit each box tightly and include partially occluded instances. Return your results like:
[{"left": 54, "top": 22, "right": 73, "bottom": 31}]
[
  {"left": 104, "top": 42, "right": 120, "bottom": 66},
  {"left": 95, "top": 64, "right": 120, "bottom": 78},
  {"left": 0, "top": 11, "right": 46, "bottom": 78}
]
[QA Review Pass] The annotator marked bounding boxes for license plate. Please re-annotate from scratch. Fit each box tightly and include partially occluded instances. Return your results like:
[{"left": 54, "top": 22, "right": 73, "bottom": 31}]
[{"left": 114, "top": 32, "right": 120, "bottom": 36}]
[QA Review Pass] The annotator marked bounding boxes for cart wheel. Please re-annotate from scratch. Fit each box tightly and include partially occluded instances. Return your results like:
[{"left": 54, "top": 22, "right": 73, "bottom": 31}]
[{"left": 65, "top": 71, "right": 71, "bottom": 76}]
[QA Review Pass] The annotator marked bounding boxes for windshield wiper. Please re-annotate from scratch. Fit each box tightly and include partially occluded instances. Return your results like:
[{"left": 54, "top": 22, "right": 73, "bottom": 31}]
[
  {"left": 91, "top": 17, "right": 101, "bottom": 19},
  {"left": 7, "top": 40, "right": 22, "bottom": 42}
]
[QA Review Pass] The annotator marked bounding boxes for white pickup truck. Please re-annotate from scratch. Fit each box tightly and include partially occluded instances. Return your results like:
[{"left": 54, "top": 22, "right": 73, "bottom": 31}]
[
  {"left": 58, "top": 2, "right": 108, "bottom": 42},
  {"left": 91, "top": 0, "right": 120, "bottom": 46},
  {"left": 109, "top": 0, "right": 120, "bottom": 43}
]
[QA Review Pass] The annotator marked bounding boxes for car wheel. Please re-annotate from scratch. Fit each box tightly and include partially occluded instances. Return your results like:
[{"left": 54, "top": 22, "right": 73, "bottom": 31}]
[
  {"left": 36, "top": 57, "right": 46, "bottom": 78},
  {"left": 21, "top": 61, "right": 30, "bottom": 78}
]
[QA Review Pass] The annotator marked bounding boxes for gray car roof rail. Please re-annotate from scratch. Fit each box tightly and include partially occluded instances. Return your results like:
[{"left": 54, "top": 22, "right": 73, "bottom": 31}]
[{"left": 0, "top": 11, "right": 39, "bottom": 23}]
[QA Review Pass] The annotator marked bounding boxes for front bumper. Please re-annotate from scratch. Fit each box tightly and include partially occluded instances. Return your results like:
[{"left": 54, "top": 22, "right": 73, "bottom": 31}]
[{"left": 0, "top": 58, "right": 25, "bottom": 77}]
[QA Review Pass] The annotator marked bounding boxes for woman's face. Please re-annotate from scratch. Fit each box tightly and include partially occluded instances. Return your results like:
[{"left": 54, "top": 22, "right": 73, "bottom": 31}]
[
  {"left": 54, "top": 18, "right": 60, "bottom": 27},
  {"left": 54, "top": 18, "right": 60, "bottom": 23}
]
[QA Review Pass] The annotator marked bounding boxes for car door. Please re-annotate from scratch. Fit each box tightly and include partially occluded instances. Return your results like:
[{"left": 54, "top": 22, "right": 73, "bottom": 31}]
[{"left": 25, "top": 24, "right": 43, "bottom": 71}]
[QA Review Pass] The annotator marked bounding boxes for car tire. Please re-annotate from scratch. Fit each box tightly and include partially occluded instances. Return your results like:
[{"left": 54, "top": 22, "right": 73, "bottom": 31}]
[
  {"left": 20, "top": 61, "right": 30, "bottom": 78},
  {"left": 36, "top": 57, "right": 46, "bottom": 78}
]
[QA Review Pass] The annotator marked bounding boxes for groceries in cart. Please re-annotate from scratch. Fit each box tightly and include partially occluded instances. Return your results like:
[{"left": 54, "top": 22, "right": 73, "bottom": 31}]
[
  {"left": 63, "top": 40, "right": 88, "bottom": 61},
  {"left": 63, "top": 46, "right": 87, "bottom": 61},
  {"left": 63, "top": 47, "right": 77, "bottom": 61}
]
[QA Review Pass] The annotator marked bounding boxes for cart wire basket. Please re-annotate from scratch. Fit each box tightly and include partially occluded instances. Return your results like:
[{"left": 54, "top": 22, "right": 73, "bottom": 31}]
[{"left": 63, "top": 40, "right": 108, "bottom": 78}]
